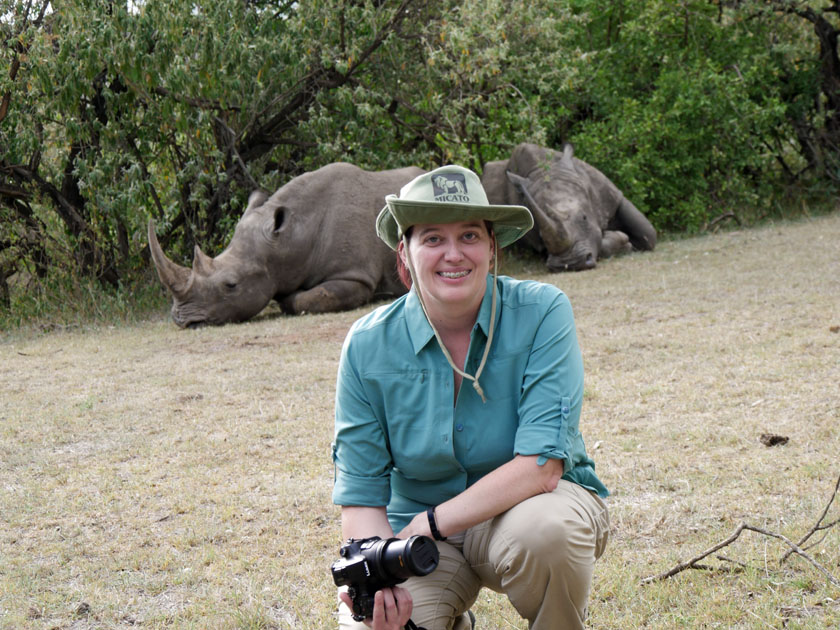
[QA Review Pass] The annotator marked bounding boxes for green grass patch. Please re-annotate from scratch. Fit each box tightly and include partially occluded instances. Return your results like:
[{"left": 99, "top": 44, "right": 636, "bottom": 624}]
[{"left": 0, "top": 268, "right": 170, "bottom": 337}]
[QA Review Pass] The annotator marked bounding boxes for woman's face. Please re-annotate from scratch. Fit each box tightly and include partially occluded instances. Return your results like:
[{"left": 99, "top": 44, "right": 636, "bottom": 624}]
[{"left": 400, "top": 220, "right": 494, "bottom": 316}]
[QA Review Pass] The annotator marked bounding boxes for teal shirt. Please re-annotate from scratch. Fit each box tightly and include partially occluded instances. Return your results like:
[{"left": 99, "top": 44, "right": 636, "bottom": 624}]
[{"left": 332, "top": 274, "right": 608, "bottom": 532}]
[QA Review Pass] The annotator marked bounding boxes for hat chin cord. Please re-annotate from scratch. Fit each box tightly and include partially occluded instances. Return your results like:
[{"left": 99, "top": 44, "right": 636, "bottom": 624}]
[{"left": 402, "top": 235, "right": 498, "bottom": 404}]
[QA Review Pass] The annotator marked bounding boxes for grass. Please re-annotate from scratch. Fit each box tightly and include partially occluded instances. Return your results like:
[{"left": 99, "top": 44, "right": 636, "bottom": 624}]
[
  {"left": 0, "top": 269, "right": 170, "bottom": 334},
  {"left": 1, "top": 212, "right": 839, "bottom": 629}
]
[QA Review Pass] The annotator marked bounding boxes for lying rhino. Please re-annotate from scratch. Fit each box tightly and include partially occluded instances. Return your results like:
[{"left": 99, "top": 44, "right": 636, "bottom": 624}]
[
  {"left": 149, "top": 163, "right": 422, "bottom": 327},
  {"left": 481, "top": 142, "right": 656, "bottom": 271}
]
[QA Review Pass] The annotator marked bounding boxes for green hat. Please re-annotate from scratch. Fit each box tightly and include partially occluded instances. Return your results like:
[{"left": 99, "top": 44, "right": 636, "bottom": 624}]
[{"left": 376, "top": 165, "right": 533, "bottom": 250}]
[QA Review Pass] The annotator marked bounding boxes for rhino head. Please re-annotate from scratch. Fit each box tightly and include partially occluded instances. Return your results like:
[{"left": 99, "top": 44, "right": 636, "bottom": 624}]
[
  {"left": 149, "top": 163, "right": 419, "bottom": 327},
  {"left": 505, "top": 143, "right": 609, "bottom": 271},
  {"left": 482, "top": 143, "right": 656, "bottom": 272},
  {"left": 148, "top": 191, "right": 286, "bottom": 328}
]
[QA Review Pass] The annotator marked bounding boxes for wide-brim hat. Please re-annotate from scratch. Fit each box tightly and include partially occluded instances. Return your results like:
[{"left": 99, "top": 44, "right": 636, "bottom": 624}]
[{"left": 376, "top": 164, "right": 533, "bottom": 250}]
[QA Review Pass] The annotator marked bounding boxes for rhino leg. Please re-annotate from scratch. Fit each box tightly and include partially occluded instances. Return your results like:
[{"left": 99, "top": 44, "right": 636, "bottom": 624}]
[
  {"left": 613, "top": 198, "right": 657, "bottom": 251},
  {"left": 600, "top": 230, "right": 632, "bottom": 259},
  {"left": 280, "top": 279, "right": 375, "bottom": 315}
]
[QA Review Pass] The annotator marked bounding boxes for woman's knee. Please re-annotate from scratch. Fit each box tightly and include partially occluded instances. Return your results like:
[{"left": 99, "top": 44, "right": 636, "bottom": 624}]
[
  {"left": 483, "top": 509, "right": 596, "bottom": 624},
  {"left": 493, "top": 484, "right": 605, "bottom": 567}
]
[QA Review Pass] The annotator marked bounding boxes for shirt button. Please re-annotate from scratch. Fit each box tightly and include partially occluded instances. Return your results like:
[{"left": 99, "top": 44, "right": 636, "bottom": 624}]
[
  {"left": 561, "top": 406, "right": 570, "bottom": 415},
  {"left": 455, "top": 424, "right": 464, "bottom": 432}
]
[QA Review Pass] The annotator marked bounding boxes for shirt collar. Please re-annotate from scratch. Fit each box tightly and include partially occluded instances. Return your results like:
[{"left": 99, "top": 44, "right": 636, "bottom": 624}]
[
  {"left": 405, "top": 289, "right": 435, "bottom": 354},
  {"left": 404, "top": 275, "right": 498, "bottom": 355}
]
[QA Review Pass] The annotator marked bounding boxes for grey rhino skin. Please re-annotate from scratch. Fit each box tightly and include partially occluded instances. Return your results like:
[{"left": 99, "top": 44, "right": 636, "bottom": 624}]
[
  {"left": 149, "top": 162, "right": 421, "bottom": 327},
  {"left": 481, "top": 142, "right": 656, "bottom": 271}
]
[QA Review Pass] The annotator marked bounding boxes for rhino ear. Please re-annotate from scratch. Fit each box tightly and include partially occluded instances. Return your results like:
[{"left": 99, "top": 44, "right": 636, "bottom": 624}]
[{"left": 243, "top": 190, "right": 269, "bottom": 218}]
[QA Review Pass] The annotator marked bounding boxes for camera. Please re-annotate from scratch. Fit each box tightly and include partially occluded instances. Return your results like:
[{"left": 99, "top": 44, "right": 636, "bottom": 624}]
[{"left": 331, "top": 535, "right": 440, "bottom": 621}]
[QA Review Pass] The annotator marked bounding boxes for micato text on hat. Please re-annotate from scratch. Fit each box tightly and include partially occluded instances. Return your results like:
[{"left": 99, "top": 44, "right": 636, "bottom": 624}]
[{"left": 431, "top": 172, "right": 469, "bottom": 202}]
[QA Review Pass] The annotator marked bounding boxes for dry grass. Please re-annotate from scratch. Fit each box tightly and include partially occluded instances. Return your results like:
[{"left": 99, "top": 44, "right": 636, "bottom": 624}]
[{"left": 2, "top": 213, "right": 839, "bottom": 629}]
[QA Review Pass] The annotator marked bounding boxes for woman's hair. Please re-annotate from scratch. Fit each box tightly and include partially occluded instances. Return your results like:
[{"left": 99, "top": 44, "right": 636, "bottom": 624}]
[
  {"left": 395, "top": 227, "right": 414, "bottom": 289},
  {"left": 395, "top": 222, "right": 498, "bottom": 290}
]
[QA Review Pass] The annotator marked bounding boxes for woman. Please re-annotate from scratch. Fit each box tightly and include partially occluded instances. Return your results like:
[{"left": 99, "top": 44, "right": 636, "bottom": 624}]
[{"left": 332, "top": 165, "right": 609, "bottom": 630}]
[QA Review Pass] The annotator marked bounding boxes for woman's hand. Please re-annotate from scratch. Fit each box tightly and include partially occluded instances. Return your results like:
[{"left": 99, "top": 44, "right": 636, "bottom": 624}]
[
  {"left": 396, "top": 510, "right": 432, "bottom": 539},
  {"left": 339, "top": 587, "right": 413, "bottom": 630}
]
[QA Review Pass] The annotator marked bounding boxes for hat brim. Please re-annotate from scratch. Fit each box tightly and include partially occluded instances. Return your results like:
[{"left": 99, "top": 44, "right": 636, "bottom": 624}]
[{"left": 376, "top": 196, "right": 534, "bottom": 250}]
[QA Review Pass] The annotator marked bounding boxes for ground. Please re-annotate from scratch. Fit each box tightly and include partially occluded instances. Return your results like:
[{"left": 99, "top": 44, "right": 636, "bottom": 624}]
[{"left": 1, "top": 213, "right": 839, "bottom": 629}]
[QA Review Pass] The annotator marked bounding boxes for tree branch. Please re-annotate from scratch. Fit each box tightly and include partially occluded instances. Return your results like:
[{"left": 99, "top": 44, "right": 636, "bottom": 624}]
[
  {"left": 641, "top": 522, "right": 840, "bottom": 588},
  {"left": 0, "top": 181, "right": 31, "bottom": 200},
  {"left": 151, "top": 86, "right": 241, "bottom": 112},
  {"left": 239, "top": 0, "right": 422, "bottom": 163},
  {"left": 345, "top": 0, "right": 417, "bottom": 76},
  {"left": 213, "top": 115, "right": 260, "bottom": 192},
  {"left": 640, "top": 524, "right": 749, "bottom": 584},
  {"left": 10, "top": 165, "right": 89, "bottom": 233}
]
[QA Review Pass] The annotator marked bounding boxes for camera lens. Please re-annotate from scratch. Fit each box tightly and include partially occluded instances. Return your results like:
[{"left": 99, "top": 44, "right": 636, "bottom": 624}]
[{"left": 376, "top": 535, "right": 439, "bottom": 580}]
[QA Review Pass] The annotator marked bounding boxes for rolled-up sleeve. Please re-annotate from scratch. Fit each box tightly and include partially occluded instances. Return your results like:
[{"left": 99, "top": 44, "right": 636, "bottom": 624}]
[
  {"left": 332, "top": 332, "right": 393, "bottom": 507},
  {"left": 513, "top": 290, "right": 584, "bottom": 467}
]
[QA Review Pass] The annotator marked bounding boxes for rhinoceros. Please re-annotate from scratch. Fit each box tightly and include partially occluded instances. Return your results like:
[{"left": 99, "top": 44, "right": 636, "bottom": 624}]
[
  {"left": 481, "top": 142, "right": 656, "bottom": 271},
  {"left": 149, "top": 162, "right": 422, "bottom": 327}
]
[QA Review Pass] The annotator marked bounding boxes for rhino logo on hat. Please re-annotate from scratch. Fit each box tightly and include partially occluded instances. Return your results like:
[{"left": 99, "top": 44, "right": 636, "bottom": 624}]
[{"left": 432, "top": 173, "right": 469, "bottom": 202}]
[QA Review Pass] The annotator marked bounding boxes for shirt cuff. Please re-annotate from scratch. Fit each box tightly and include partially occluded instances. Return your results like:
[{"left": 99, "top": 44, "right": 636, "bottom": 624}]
[
  {"left": 514, "top": 423, "right": 569, "bottom": 466},
  {"left": 332, "top": 469, "right": 392, "bottom": 507}
]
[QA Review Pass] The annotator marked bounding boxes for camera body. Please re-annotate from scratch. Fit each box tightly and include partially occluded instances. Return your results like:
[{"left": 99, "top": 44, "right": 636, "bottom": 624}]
[{"left": 331, "top": 535, "right": 440, "bottom": 621}]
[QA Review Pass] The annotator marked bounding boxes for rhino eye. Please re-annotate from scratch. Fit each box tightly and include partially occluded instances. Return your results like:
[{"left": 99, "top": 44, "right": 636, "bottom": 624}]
[{"left": 224, "top": 281, "right": 237, "bottom": 290}]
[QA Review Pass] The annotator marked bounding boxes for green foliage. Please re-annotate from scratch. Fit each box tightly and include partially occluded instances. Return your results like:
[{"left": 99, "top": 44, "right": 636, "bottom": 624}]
[
  {"left": 300, "top": 0, "right": 552, "bottom": 170},
  {"left": 2, "top": 0, "right": 839, "bottom": 325},
  {"left": 538, "top": 0, "right": 812, "bottom": 232},
  {"left": 0, "top": 267, "right": 169, "bottom": 334}
]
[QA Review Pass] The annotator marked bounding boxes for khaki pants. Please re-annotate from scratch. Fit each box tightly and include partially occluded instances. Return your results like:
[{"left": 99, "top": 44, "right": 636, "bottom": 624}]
[{"left": 338, "top": 480, "right": 609, "bottom": 630}]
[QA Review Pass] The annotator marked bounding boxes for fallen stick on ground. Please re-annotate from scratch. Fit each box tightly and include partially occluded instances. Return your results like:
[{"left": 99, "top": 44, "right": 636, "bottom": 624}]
[
  {"left": 780, "top": 473, "right": 840, "bottom": 564},
  {"left": 640, "top": 473, "right": 840, "bottom": 588}
]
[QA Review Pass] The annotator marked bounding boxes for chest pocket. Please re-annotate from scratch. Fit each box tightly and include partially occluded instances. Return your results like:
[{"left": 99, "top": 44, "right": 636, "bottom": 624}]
[{"left": 363, "top": 368, "right": 457, "bottom": 480}]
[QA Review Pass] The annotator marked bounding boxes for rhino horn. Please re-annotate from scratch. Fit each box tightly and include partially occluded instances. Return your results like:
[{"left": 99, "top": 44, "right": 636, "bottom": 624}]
[
  {"left": 192, "top": 244, "right": 215, "bottom": 276},
  {"left": 148, "top": 220, "right": 192, "bottom": 298},
  {"left": 505, "top": 171, "right": 570, "bottom": 250}
]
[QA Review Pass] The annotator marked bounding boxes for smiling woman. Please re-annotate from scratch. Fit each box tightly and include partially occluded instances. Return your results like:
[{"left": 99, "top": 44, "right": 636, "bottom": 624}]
[
  {"left": 332, "top": 165, "right": 610, "bottom": 630},
  {"left": 400, "top": 221, "right": 494, "bottom": 333},
  {"left": 393, "top": 220, "right": 496, "bottom": 290}
]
